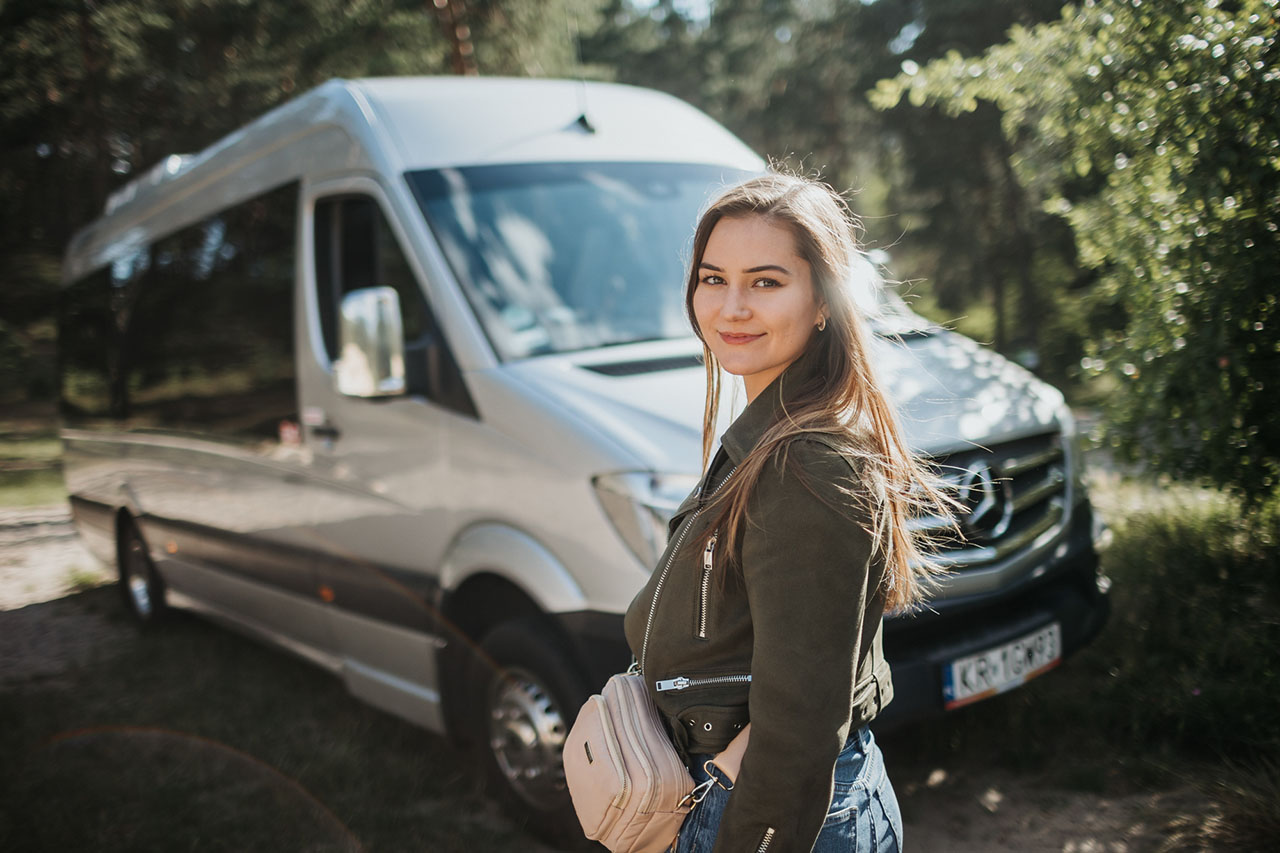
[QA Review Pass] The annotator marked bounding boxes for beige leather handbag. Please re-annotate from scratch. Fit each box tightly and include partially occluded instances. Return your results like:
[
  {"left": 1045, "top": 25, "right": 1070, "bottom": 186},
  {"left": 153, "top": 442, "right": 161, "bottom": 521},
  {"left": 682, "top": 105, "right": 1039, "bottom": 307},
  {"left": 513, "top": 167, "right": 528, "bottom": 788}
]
[{"left": 563, "top": 671, "right": 750, "bottom": 853}]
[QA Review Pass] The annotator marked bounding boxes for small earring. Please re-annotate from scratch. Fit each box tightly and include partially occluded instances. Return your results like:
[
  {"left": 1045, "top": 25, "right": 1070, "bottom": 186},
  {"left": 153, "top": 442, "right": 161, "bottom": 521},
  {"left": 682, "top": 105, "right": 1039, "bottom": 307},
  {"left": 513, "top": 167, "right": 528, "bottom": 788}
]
[{"left": 817, "top": 316, "right": 827, "bottom": 332}]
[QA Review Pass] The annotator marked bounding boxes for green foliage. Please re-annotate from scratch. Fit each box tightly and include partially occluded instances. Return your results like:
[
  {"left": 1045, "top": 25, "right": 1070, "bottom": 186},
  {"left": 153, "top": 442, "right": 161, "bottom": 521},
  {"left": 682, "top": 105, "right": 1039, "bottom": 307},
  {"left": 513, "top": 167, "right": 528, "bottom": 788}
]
[
  {"left": 875, "top": 0, "right": 1280, "bottom": 501},
  {"left": 468, "top": 0, "right": 605, "bottom": 76},
  {"left": 866, "top": 0, "right": 1076, "bottom": 359}
]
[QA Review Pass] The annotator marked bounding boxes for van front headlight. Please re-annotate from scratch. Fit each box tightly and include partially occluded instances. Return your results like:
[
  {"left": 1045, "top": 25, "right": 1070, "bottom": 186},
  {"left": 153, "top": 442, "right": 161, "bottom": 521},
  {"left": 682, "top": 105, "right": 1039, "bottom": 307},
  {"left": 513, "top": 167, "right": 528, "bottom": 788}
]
[{"left": 593, "top": 472, "right": 700, "bottom": 569}]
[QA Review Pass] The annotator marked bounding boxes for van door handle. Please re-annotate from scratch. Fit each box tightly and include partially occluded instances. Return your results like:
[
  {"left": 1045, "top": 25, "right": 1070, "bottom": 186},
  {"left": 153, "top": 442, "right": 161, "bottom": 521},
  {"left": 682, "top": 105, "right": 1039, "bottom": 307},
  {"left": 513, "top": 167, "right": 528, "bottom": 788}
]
[{"left": 310, "top": 424, "right": 341, "bottom": 441}]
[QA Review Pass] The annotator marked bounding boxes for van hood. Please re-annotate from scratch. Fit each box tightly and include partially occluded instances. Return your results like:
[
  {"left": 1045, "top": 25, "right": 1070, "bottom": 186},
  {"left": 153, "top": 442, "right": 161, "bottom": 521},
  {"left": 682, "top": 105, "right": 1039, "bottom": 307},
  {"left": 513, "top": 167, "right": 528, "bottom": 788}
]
[
  {"left": 506, "top": 333, "right": 1064, "bottom": 474},
  {"left": 874, "top": 330, "right": 1065, "bottom": 454}
]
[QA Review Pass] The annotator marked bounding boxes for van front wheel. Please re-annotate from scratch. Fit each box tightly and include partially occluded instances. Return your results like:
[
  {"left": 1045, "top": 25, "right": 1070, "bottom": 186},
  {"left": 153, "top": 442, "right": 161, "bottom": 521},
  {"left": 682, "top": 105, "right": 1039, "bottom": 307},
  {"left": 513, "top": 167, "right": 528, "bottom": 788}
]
[{"left": 471, "top": 620, "right": 590, "bottom": 839}]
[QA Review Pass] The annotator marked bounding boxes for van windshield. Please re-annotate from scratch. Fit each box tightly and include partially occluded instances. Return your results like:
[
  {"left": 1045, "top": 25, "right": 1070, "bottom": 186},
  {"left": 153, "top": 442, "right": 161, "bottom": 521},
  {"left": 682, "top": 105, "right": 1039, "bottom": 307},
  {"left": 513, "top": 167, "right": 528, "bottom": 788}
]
[
  {"left": 407, "top": 163, "right": 911, "bottom": 361},
  {"left": 407, "top": 162, "right": 752, "bottom": 360}
]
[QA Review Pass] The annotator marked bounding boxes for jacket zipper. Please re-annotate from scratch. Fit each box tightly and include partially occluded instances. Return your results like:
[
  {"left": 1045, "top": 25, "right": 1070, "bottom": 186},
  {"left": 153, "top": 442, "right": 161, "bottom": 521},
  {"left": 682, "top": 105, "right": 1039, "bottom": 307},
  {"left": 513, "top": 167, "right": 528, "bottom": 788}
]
[
  {"left": 654, "top": 673, "right": 752, "bottom": 692},
  {"left": 638, "top": 464, "right": 738, "bottom": 673},
  {"left": 756, "top": 827, "right": 776, "bottom": 852},
  {"left": 697, "top": 533, "right": 717, "bottom": 639}
]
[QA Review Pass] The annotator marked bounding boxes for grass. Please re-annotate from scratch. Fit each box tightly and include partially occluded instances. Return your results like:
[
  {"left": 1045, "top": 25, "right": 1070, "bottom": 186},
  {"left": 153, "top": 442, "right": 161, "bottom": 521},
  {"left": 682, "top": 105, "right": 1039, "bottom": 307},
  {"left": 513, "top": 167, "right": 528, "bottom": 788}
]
[
  {"left": 0, "top": 432, "right": 61, "bottom": 462},
  {"left": 0, "top": 588, "right": 562, "bottom": 853},
  {"left": 66, "top": 564, "right": 107, "bottom": 592},
  {"left": 0, "top": 424, "right": 66, "bottom": 507},
  {"left": 0, "top": 468, "right": 66, "bottom": 507}
]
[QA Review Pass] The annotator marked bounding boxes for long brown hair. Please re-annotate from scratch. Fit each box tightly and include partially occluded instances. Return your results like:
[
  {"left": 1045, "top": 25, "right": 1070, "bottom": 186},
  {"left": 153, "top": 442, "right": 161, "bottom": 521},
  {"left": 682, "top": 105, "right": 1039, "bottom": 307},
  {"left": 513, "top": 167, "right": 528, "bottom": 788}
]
[{"left": 687, "top": 173, "right": 954, "bottom": 612}]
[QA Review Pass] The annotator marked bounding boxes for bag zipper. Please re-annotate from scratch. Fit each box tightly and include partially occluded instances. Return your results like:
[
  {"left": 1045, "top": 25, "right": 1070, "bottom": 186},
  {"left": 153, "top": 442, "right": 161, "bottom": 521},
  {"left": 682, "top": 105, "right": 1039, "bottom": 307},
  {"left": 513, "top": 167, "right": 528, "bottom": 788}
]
[
  {"left": 585, "top": 695, "right": 630, "bottom": 840},
  {"left": 638, "top": 464, "right": 738, "bottom": 673},
  {"left": 756, "top": 827, "right": 776, "bottom": 852},
  {"left": 697, "top": 533, "right": 717, "bottom": 639},
  {"left": 654, "top": 673, "right": 752, "bottom": 692},
  {"left": 615, "top": 676, "right": 663, "bottom": 813}
]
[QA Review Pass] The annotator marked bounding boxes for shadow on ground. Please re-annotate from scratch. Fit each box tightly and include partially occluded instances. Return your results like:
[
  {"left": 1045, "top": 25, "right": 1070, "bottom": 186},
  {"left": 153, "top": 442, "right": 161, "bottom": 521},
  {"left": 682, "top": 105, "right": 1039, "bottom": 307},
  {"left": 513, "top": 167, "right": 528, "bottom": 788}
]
[{"left": 0, "top": 586, "right": 563, "bottom": 853}]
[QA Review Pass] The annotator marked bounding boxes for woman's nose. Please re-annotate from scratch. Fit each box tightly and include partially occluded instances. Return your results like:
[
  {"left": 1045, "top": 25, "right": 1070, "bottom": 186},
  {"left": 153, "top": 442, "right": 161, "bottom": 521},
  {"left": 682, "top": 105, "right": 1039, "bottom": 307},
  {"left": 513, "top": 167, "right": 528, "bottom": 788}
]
[{"left": 722, "top": 286, "right": 751, "bottom": 319}]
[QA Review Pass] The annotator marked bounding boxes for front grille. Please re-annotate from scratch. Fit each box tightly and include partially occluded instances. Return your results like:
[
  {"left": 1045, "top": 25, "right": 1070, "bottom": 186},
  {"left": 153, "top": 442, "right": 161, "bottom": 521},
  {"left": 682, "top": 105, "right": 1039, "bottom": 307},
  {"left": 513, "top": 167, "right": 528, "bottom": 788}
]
[{"left": 911, "top": 432, "right": 1068, "bottom": 571}]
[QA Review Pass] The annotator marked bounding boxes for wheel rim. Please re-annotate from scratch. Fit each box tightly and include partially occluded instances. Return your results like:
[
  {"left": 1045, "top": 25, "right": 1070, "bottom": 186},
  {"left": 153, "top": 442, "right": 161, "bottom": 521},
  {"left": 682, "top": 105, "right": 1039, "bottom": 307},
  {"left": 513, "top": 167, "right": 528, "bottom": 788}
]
[
  {"left": 487, "top": 665, "right": 569, "bottom": 810},
  {"left": 124, "top": 537, "right": 153, "bottom": 618}
]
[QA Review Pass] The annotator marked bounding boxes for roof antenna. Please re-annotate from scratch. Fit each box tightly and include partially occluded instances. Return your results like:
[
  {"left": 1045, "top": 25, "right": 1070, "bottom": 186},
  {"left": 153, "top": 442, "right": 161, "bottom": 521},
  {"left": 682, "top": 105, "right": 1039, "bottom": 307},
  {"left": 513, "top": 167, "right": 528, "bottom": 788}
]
[
  {"left": 569, "top": 14, "right": 596, "bottom": 134},
  {"left": 575, "top": 85, "right": 596, "bottom": 134}
]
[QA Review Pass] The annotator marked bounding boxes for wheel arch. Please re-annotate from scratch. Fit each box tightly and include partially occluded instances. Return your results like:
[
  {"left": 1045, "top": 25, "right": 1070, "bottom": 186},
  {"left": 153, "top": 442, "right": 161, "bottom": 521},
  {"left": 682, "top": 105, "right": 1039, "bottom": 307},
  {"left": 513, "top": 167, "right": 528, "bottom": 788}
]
[
  {"left": 438, "top": 522, "right": 589, "bottom": 614},
  {"left": 437, "top": 570, "right": 589, "bottom": 744}
]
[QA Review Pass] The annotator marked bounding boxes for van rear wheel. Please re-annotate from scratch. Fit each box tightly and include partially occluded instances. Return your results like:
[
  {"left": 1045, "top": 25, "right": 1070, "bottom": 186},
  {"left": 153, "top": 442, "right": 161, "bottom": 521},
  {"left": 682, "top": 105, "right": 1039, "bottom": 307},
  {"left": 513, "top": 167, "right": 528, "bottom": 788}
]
[
  {"left": 470, "top": 620, "right": 591, "bottom": 842},
  {"left": 118, "top": 518, "right": 167, "bottom": 625}
]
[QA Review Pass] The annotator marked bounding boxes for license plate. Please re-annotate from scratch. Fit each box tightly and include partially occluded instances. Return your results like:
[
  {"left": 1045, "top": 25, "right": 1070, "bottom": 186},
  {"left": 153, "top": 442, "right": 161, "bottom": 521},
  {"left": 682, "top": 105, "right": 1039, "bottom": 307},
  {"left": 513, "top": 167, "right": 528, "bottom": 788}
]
[{"left": 942, "top": 623, "right": 1061, "bottom": 710}]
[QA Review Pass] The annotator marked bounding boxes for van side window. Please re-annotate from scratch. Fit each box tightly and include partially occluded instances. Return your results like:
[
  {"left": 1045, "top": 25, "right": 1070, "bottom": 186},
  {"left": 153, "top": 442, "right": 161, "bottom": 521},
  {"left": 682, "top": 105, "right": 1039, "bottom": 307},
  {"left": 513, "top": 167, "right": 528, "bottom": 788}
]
[
  {"left": 313, "top": 195, "right": 476, "bottom": 417},
  {"left": 59, "top": 182, "right": 299, "bottom": 441},
  {"left": 313, "top": 196, "right": 430, "bottom": 361}
]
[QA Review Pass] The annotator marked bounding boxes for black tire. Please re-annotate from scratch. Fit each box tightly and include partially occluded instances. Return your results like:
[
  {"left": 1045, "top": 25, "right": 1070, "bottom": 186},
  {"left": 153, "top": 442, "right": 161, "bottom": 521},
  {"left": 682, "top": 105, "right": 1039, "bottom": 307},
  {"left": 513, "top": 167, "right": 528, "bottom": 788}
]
[
  {"left": 467, "top": 619, "right": 595, "bottom": 846},
  {"left": 117, "top": 517, "right": 168, "bottom": 626}
]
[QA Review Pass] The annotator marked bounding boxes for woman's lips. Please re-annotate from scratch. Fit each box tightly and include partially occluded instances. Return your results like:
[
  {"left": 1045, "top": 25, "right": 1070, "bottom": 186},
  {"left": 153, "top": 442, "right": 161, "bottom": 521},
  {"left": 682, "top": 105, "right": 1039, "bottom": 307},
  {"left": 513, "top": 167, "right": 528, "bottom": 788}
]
[{"left": 718, "top": 332, "right": 764, "bottom": 345}]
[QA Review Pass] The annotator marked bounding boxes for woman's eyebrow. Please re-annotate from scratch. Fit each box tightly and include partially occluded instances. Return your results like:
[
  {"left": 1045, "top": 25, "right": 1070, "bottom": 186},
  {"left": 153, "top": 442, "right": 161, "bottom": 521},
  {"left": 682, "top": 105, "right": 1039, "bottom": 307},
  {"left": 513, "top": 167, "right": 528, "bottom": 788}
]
[{"left": 698, "top": 261, "right": 792, "bottom": 275}]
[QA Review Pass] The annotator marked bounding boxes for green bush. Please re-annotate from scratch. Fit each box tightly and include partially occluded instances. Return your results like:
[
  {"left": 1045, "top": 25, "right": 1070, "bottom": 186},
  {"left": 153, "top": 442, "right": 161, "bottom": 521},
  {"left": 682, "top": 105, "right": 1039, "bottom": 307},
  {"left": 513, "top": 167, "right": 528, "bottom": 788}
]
[
  {"left": 1091, "top": 477, "right": 1280, "bottom": 759},
  {"left": 887, "top": 475, "right": 1280, "bottom": 849}
]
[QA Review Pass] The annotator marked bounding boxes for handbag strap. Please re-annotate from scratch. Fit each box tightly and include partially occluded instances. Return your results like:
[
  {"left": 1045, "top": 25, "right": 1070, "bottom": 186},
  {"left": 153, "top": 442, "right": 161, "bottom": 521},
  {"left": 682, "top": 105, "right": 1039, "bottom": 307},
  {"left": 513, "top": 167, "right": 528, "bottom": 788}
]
[
  {"left": 703, "top": 722, "right": 751, "bottom": 791},
  {"left": 683, "top": 722, "right": 751, "bottom": 805}
]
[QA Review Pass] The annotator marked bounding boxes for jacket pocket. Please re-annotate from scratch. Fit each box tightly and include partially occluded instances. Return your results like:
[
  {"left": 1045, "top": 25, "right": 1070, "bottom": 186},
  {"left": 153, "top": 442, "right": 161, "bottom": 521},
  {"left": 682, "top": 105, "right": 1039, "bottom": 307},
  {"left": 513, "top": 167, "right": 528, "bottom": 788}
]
[{"left": 676, "top": 703, "right": 750, "bottom": 755}]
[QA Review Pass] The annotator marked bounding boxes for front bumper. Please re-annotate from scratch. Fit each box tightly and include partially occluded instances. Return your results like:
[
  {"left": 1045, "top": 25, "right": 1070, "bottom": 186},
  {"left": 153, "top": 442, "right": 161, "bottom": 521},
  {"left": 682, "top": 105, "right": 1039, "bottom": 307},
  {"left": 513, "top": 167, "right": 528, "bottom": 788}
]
[{"left": 875, "top": 500, "right": 1111, "bottom": 729}]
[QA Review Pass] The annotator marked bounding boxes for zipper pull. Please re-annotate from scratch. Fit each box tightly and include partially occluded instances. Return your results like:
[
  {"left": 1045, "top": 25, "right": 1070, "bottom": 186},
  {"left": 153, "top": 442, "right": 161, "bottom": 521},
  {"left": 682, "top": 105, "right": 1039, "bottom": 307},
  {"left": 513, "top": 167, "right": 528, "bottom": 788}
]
[
  {"left": 703, "top": 534, "right": 717, "bottom": 570},
  {"left": 655, "top": 676, "right": 691, "bottom": 692}
]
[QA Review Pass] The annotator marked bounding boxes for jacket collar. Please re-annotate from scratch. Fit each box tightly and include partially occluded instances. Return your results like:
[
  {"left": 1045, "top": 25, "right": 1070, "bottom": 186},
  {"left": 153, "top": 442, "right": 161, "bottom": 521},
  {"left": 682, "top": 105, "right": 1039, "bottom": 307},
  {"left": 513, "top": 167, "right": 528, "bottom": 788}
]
[{"left": 719, "top": 343, "right": 827, "bottom": 465}]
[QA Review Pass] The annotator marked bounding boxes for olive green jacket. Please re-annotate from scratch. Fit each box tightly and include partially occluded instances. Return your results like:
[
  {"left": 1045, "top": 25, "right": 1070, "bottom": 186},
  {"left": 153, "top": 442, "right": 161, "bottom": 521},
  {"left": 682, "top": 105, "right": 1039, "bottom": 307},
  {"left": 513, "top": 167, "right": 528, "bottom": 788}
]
[{"left": 623, "top": 348, "right": 893, "bottom": 853}]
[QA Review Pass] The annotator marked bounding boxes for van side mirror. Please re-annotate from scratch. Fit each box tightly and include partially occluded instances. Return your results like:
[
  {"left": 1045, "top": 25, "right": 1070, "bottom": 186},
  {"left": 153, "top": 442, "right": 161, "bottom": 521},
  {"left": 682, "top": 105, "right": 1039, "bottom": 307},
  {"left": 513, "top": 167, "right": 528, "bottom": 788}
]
[{"left": 334, "top": 286, "right": 406, "bottom": 397}]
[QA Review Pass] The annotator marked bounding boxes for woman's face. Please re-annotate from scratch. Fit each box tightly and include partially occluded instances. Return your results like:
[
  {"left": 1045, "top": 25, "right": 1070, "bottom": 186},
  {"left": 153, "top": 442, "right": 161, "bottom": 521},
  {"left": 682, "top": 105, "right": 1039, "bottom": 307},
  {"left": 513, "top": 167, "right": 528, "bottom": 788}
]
[{"left": 693, "top": 215, "right": 826, "bottom": 402}]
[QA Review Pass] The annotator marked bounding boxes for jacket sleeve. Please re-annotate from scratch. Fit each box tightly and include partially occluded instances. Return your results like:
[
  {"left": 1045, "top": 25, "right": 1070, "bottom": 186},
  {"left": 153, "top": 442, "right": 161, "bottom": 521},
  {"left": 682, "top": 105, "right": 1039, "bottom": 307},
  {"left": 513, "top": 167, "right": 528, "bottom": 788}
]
[{"left": 711, "top": 440, "right": 879, "bottom": 853}]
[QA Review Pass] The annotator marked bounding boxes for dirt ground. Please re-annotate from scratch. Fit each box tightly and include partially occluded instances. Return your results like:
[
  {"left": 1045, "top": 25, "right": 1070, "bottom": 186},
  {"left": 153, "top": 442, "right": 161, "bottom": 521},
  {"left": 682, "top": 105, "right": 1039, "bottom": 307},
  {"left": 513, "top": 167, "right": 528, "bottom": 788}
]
[{"left": 0, "top": 506, "right": 1199, "bottom": 852}]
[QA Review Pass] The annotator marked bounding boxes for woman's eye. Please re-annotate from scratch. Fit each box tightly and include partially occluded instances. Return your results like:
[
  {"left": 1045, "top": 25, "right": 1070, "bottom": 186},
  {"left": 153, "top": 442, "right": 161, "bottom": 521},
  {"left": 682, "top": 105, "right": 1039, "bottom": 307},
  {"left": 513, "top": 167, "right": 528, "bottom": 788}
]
[
  {"left": 754, "top": 278, "right": 782, "bottom": 288},
  {"left": 700, "top": 274, "right": 725, "bottom": 286}
]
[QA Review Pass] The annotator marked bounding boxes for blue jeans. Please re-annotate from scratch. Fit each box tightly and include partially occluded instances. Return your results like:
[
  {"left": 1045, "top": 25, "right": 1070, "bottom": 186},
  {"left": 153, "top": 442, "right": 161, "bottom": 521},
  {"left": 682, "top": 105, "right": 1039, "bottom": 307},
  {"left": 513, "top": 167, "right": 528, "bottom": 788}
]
[{"left": 671, "top": 726, "right": 903, "bottom": 853}]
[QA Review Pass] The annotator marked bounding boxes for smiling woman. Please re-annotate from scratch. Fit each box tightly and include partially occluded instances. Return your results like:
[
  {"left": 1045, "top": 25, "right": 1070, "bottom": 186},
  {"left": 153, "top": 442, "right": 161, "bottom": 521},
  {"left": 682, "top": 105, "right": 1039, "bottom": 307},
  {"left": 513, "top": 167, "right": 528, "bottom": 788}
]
[{"left": 622, "top": 173, "right": 961, "bottom": 853}]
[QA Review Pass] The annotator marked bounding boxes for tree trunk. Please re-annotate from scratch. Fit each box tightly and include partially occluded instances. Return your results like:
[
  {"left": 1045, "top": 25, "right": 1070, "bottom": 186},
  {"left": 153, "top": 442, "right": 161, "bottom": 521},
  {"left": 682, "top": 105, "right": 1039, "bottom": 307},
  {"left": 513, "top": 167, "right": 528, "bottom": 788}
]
[{"left": 432, "top": 0, "right": 479, "bottom": 76}]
